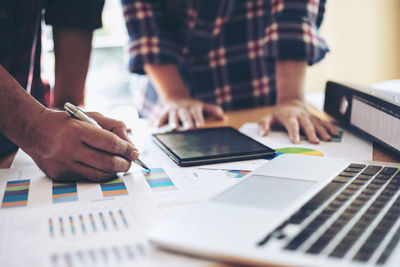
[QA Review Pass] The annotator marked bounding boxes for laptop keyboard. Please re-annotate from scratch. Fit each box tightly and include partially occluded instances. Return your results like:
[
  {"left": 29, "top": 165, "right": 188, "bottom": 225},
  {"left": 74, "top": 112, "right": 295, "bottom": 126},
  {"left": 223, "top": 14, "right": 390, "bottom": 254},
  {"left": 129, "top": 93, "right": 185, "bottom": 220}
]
[{"left": 258, "top": 163, "right": 400, "bottom": 265}]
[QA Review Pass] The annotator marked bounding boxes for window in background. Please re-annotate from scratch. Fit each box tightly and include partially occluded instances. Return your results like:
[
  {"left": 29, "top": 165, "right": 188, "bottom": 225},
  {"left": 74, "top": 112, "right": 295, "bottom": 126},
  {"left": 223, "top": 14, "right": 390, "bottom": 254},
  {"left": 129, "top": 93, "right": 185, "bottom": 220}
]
[
  {"left": 85, "top": 0, "right": 131, "bottom": 113},
  {"left": 42, "top": 0, "right": 139, "bottom": 117}
]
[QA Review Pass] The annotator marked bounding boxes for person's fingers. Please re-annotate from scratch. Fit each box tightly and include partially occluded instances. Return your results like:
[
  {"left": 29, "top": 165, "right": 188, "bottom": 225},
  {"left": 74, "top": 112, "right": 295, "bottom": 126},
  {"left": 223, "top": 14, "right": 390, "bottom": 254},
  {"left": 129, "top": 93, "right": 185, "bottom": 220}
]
[
  {"left": 299, "top": 116, "right": 319, "bottom": 144},
  {"left": 281, "top": 116, "right": 301, "bottom": 144},
  {"left": 203, "top": 103, "right": 224, "bottom": 120},
  {"left": 311, "top": 117, "right": 331, "bottom": 141},
  {"left": 80, "top": 127, "right": 139, "bottom": 162},
  {"left": 168, "top": 109, "right": 179, "bottom": 129},
  {"left": 74, "top": 145, "right": 131, "bottom": 173},
  {"left": 156, "top": 109, "right": 169, "bottom": 128},
  {"left": 318, "top": 119, "right": 339, "bottom": 136},
  {"left": 190, "top": 106, "right": 205, "bottom": 127},
  {"left": 88, "top": 112, "right": 138, "bottom": 147},
  {"left": 257, "top": 114, "right": 274, "bottom": 136},
  {"left": 177, "top": 108, "right": 194, "bottom": 129}
]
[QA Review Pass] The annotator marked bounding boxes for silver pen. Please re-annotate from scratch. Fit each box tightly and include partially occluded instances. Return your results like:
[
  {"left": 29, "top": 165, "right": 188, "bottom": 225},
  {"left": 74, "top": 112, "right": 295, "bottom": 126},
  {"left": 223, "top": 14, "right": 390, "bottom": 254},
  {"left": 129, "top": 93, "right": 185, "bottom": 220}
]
[{"left": 64, "top": 102, "right": 150, "bottom": 171}]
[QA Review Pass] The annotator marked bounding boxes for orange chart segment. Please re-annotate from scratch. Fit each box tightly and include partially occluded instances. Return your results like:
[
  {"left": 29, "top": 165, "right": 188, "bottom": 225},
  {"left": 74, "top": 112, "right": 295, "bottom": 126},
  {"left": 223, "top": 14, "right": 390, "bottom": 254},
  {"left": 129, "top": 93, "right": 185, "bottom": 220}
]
[
  {"left": 275, "top": 147, "right": 324, "bottom": 156},
  {"left": 100, "top": 178, "right": 128, "bottom": 197}
]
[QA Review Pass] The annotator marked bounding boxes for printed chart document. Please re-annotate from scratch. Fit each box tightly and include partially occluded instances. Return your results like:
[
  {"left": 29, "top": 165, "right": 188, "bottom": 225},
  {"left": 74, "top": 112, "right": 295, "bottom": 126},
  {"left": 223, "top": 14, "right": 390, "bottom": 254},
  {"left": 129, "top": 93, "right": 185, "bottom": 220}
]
[
  {"left": 1, "top": 121, "right": 240, "bottom": 267},
  {"left": 1, "top": 117, "right": 373, "bottom": 267},
  {"left": 240, "top": 123, "right": 373, "bottom": 161}
]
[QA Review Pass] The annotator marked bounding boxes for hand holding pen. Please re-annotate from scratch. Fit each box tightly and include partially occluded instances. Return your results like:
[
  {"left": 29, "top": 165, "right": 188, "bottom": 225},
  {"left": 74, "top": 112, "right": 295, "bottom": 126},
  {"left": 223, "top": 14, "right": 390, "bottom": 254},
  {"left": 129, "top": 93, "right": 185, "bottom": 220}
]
[
  {"left": 19, "top": 104, "right": 147, "bottom": 182},
  {"left": 64, "top": 102, "right": 150, "bottom": 171}
]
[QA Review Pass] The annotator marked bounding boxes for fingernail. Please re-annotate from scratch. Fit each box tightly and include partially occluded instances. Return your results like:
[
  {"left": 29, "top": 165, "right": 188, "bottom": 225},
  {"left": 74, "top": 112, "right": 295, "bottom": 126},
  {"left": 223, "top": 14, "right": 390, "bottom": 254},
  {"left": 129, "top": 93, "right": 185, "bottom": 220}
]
[{"left": 130, "top": 147, "right": 139, "bottom": 160}]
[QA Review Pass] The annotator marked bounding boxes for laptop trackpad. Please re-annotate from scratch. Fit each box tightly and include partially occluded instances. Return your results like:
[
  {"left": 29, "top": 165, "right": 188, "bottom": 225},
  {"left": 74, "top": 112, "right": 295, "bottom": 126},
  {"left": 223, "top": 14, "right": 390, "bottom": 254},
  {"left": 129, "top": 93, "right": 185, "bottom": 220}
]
[{"left": 214, "top": 175, "right": 315, "bottom": 210}]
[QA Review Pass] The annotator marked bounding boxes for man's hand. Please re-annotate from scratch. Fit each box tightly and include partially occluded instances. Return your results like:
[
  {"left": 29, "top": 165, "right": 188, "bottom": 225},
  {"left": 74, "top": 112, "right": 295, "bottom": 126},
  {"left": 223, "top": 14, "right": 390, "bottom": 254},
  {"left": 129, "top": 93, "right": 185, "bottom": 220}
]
[
  {"left": 23, "top": 109, "right": 139, "bottom": 181},
  {"left": 258, "top": 100, "right": 338, "bottom": 144},
  {"left": 143, "top": 64, "right": 224, "bottom": 129},
  {"left": 263, "top": 60, "right": 337, "bottom": 144},
  {"left": 156, "top": 97, "right": 224, "bottom": 130}
]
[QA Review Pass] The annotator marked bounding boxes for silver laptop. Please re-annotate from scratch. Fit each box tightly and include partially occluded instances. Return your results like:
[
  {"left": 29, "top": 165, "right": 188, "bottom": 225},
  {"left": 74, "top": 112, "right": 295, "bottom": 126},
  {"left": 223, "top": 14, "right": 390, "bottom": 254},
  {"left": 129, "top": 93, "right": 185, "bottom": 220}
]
[{"left": 149, "top": 154, "right": 400, "bottom": 266}]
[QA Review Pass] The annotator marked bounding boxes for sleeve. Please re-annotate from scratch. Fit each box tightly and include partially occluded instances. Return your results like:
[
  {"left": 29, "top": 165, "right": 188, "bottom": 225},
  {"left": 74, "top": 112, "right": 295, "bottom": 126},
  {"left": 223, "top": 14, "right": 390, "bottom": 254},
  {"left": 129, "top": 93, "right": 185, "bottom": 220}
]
[
  {"left": 45, "top": 0, "right": 105, "bottom": 31},
  {"left": 122, "top": 0, "right": 183, "bottom": 74},
  {"left": 264, "top": 0, "right": 329, "bottom": 65}
]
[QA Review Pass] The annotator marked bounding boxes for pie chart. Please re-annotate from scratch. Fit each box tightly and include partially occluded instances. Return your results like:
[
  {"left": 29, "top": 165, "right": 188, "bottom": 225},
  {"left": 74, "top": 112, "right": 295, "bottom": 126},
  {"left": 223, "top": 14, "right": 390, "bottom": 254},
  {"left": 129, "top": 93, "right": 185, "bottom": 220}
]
[
  {"left": 225, "top": 170, "right": 251, "bottom": 178},
  {"left": 275, "top": 147, "right": 324, "bottom": 156}
]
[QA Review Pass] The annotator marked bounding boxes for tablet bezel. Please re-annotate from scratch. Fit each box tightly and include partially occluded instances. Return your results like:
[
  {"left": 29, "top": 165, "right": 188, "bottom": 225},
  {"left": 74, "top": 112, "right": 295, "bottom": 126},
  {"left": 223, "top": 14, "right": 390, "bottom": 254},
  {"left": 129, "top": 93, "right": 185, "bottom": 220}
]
[{"left": 152, "top": 127, "right": 276, "bottom": 166}]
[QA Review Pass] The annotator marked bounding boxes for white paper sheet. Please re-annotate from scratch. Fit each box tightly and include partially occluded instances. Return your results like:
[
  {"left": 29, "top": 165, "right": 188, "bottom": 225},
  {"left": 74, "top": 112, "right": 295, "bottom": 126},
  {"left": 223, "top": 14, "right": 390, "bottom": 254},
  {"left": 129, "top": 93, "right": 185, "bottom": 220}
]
[
  {"left": 239, "top": 122, "right": 373, "bottom": 161},
  {"left": 1, "top": 122, "right": 236, "bottom": 267}
]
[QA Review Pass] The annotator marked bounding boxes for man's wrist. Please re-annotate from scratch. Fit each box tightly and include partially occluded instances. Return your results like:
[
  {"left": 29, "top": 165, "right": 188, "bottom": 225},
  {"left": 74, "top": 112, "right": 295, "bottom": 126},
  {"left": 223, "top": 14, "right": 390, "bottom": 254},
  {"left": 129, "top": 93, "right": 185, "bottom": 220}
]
[
  {"left": 275, "top": 59, "right": 306, "bottom": 105},
  {"left": 162, "top": 90, "right": 191, "bottom": 102},
  {"left": 276, "top": 95, "right": 304, "bottom": 105},
  {"left": 17, "top": 107, "right": 48, "bottom": 153}
]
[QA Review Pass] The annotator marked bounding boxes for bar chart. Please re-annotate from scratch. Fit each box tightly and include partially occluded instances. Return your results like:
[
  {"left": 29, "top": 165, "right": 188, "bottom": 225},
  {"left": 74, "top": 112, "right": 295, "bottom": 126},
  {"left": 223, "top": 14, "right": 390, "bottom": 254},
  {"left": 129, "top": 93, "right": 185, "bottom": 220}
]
[
  {"left": 52, "top": 182, "right": 78, "bottom": 203},
  {"left": 100, "top": 178, "right": 129, "bottom": 197},
  {"left": 49, "top": 242, "right": 148, "bottom": 267},
  {"left": 1, "top": 179, "right": 30, "bottom": 208},
  {"left": 225, "top": 170, "right": 251, "bottom": 178},
  {"left": 48, "top": 209, "right": 130, "bottom": 238},
  {"left": 142, "top": 168, "right": 177, "bottom": 192}
]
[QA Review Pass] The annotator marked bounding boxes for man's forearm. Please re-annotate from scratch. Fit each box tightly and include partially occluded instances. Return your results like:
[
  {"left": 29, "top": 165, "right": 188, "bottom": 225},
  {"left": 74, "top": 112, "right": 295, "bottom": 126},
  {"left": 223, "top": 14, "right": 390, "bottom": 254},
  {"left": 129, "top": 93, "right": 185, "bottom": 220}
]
[
  {"left": 144, "top": 64, "right": 190, "bottom": 101},
  {"left": 52, "top": 27, "right": 93, "bottom": 108},
  {"left": 0, "top": 65, "right": 46, "bottom": 149},
  {"left": 275, "top": 60, "right": 307, "bottom": 103}
]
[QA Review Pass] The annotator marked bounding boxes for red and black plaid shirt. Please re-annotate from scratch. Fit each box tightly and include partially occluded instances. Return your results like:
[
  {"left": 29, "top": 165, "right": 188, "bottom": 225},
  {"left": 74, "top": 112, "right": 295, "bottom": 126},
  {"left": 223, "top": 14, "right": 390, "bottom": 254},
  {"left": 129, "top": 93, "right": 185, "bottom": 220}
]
[
  {"left": 0, "top": 0, "right": 104, "bottom": 156},
  {"left": 122, "top": 0, "right": 329, "bottom": 118}
]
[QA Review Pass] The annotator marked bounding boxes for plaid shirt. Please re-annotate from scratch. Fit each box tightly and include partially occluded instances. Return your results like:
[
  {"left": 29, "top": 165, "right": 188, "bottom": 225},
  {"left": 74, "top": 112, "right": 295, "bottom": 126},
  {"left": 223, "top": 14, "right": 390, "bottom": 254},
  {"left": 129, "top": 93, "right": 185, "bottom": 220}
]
[
  {"left": 123, "top": 0, "right": 328, "bottom": 117},
  {"left": 0, "top": 0, "right": 104, "bottom": 156}
]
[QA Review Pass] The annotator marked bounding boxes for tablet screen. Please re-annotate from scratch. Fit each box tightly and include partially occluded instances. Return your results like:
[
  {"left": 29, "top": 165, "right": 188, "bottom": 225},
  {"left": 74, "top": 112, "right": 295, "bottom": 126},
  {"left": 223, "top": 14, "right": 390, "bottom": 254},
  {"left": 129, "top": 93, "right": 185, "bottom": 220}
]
[{"left": 153, "top": 127, "right": 275, "bottom": 163}]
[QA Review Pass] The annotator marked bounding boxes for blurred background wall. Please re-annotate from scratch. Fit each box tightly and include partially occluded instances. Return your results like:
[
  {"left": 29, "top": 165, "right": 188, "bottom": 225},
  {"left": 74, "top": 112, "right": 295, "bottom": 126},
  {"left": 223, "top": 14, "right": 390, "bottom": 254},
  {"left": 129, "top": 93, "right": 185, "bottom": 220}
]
[{"left": 307, "top": 0, "right": 400, "bottom": 92}]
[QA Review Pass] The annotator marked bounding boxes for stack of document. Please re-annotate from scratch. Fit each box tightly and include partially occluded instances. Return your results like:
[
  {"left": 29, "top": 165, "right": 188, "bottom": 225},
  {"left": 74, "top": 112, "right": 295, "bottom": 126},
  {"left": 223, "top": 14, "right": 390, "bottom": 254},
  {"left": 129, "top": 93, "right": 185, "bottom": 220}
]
[{"left": 0, "top": 118, "right": 372, "bottom": 267}]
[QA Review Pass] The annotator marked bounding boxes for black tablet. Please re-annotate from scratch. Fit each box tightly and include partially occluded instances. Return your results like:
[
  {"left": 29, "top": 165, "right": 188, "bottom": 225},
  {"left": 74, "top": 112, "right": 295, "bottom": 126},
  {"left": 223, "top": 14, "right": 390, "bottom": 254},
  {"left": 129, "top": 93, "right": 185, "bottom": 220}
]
[{"left": 152, "top": 127, "right": 276, "bottom": 166}]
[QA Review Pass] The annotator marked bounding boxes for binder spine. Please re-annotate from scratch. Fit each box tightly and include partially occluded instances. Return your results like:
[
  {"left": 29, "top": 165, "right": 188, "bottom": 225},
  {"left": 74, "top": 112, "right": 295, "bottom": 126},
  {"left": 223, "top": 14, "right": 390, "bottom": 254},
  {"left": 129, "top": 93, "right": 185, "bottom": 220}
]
[{"left": 324, "top": 81, "right": 400, "bottom": 155}]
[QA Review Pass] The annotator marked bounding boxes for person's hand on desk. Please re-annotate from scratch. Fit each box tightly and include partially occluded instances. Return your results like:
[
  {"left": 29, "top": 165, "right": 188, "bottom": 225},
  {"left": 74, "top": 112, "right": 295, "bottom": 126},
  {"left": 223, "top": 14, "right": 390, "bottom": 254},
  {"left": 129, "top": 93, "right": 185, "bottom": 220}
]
[
  {"left": 258, "top": 99, "right": 338, "bottom": 144},
  {"left": 22, "top": 109, "right": 139, "bottom": 181},
  {"left": 156, "top": 97, "right": 224, "bottom": 130},
  {"left": 143, "top": 64, "right": 224, "bottom": 130},
  {"left": 257, "top": 60, "right": 338, "bottom": 144}
]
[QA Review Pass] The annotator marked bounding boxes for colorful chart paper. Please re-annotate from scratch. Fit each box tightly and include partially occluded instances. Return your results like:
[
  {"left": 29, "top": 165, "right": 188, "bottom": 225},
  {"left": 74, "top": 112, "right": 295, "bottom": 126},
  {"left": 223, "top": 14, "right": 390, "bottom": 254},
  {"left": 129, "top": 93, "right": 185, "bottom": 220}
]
[
  {"left": 119, "top": 209, "right": 129, "bottom": 228},
  {"left": 100, "top": 178, "right": 128, "bottom": 197},
  {"left": 52, "top": 181, "right": 78, "bottom": 203},
  {"left": 1, "top": 179, "right": 30, "bottom": 208},
  {"left": 142, "top": 168, "right": 177, "bottom": 191},
  {"left": 99, "top": 212, "right": 107, "bottom": 231},
  {"left": 225, "top": 170, "right": 251, "bottom": 178},
  {"left": 49, "top": 218, "right": 54, "bottom": 237},
  {"left": 79, "top": 214, "right": 86, "bottom": 234},
  {"left": 48, "top": 210, "right": 130, "bottom": 237},
  {"left": 69, "top": 216, "right": 76, "bottom": 235},
  {"left": 89, "top": 213, "right": 97, "bottom": 232},
  {"left": 275, "top": 147, "right": 324, "bottom": 156}
]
